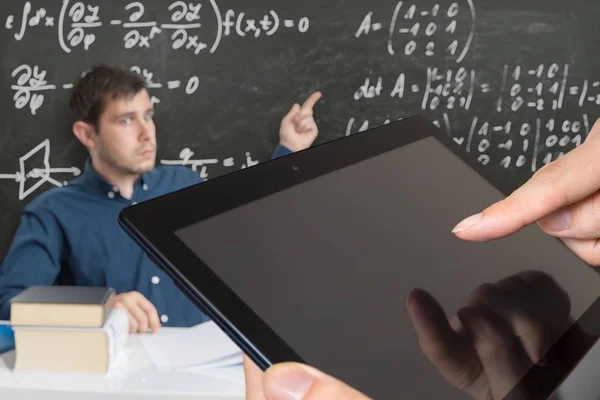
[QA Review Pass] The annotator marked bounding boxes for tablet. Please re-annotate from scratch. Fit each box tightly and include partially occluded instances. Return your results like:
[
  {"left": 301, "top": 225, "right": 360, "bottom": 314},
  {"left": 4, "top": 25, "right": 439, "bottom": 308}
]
[{"left": 119, "top": 115, "right": 600, "bottom": 399}]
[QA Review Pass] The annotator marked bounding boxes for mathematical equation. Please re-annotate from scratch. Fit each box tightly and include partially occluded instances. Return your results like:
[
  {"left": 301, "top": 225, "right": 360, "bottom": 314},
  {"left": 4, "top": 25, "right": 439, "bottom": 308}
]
[
  {"left": 10, "top": 64, "right": 204, "bottom": 114},
  {"left": 353, "top": 64, "right": 600, "bottom": 113},
  {"left": 4, "top": 1, "right": 310, "bottom": 55},
  {"left": 355, "top": 0, "right": 476, "bottom": 63},
  {"left": 0, "top": 139, "right": 261, "bottom": 200},
  {"left": 160, "top": 148, "right": 260, "bottom": 179}
]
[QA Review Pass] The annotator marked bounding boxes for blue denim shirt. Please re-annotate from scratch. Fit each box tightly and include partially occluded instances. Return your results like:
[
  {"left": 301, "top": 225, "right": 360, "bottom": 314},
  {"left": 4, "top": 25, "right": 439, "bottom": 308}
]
[{"left": 0, "top": 144, "right": 292, "bottom": 326}]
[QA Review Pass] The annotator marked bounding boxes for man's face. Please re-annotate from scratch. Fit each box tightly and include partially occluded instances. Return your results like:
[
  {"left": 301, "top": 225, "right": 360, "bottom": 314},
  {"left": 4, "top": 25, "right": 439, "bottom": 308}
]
[{"left": 94, "top": 89, "right": 157, "bottom": 175}]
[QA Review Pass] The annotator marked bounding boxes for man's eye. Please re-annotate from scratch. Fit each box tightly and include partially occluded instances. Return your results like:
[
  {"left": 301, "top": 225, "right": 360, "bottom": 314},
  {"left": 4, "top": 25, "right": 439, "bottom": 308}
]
[
  {"left": 144, "top": 114, "right": 153, "bottom": 121},
  {"left": 120, "top": 118, "right": 132, "bottom": 125}
]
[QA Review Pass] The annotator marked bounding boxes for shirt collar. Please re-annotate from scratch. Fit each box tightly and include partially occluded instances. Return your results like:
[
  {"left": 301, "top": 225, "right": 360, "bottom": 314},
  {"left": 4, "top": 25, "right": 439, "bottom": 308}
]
[{"left": 80, "top": 157, "right": 154, "bottom": 197}]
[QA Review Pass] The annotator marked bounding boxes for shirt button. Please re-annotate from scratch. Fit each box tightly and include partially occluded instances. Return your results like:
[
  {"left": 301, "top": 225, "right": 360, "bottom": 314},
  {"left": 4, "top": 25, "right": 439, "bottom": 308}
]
[
  {"left": 112, "top": 186, "right": 119, "bottom": 193},
  {"left": 107, "top": 191, "right": 115, "bottom": 199},
  {"left": 142, "top": 183, "right": 149, "bottom": 191},
  {"left": 151, "top": 276, "right": 160, "bottom": 285},
  {"left": 160, "top": 314, "right": 169, "bottom": 323}
]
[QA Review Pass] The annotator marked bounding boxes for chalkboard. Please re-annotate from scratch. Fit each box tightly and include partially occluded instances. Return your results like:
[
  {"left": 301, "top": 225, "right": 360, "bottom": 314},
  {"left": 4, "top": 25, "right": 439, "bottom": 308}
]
[{"left": 1, "top": 0, "right": 599, "bottom": 259}]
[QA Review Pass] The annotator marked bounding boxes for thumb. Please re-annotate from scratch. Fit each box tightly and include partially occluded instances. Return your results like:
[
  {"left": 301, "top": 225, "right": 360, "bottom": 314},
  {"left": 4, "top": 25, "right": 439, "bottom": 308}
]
[
  {"left": 263, "top": 362, "right": 371, "bottom": 400},
  {"left": 282, "top": 104, "right": 301, "bottom": 124}
]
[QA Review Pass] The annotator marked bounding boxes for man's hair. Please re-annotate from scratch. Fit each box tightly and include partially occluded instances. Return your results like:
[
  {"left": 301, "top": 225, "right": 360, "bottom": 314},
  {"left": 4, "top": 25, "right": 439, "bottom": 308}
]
[{"left": 69, "top": 65, "right": 147, "bottom": 128}]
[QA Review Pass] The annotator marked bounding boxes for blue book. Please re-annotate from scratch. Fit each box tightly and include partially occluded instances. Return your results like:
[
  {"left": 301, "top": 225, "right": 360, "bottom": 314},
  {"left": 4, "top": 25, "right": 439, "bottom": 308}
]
[{"left": 0, "top": 324, "right": 14, "bottom": 353}]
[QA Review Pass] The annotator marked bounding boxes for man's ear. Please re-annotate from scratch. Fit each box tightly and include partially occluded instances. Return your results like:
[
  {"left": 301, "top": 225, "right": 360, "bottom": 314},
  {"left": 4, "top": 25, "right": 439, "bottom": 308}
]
[{"left": 72, "top": 121, "right": 97, "bottom": 150}]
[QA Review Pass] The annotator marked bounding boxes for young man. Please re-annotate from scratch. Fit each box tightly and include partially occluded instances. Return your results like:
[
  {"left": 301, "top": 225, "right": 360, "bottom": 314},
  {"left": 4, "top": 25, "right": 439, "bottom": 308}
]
[{"left": 0, "top": 65, "right": 322, "bottom": 332}]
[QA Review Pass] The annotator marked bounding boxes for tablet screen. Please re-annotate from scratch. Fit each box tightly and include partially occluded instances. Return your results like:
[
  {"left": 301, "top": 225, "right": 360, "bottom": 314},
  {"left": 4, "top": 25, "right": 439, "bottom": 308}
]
[{"left": 175, "top": 137, "right": 600, "bottom": 398}]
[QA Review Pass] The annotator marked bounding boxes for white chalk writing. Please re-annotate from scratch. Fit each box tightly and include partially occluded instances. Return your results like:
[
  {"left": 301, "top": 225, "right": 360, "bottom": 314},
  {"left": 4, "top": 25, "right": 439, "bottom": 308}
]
[
  {"left": 5, "top": 1, "right": 310, "bottom": 54},
  {"left": 0, "top": 139, "right": 81, "bottom": 200}
]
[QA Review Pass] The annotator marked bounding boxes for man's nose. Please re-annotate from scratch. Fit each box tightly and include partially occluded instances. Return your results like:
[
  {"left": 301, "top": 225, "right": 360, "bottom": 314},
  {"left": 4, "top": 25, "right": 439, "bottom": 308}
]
[{"left": 139, "top": 119, "right": 154, "bottom": 141}]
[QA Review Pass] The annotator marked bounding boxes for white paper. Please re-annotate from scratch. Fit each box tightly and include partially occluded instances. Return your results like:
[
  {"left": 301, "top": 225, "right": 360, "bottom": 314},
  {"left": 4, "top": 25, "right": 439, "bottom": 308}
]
[
  {"left": 200, "top": 352, "right": 243, "bottom": 368},
  {"left": 184, "top": 363, "right": 246, "bottom": 386},
  {"left": 139, "top": 321, "right": 242, "bottom": 369}
]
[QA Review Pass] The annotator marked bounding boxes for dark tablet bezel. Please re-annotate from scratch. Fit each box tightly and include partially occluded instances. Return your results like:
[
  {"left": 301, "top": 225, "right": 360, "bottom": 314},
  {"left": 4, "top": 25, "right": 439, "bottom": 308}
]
[{"left": 119, "top": 115, "right": 599, "bottom": 397}]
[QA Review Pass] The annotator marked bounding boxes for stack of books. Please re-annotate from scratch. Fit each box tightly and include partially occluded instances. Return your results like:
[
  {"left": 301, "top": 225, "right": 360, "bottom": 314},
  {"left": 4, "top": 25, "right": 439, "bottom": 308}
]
[{"left": 10, "top": 286, "right": 129, "bottom": 373}]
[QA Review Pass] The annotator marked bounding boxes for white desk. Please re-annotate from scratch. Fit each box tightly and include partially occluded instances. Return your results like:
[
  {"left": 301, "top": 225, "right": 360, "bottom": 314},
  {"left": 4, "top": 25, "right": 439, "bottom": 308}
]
[
  {"left": 2, "top": 326, "right": 599, "bottom": 399},
  {"left": 0, "top": 328, "right": 245, "bottom": 399}
]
